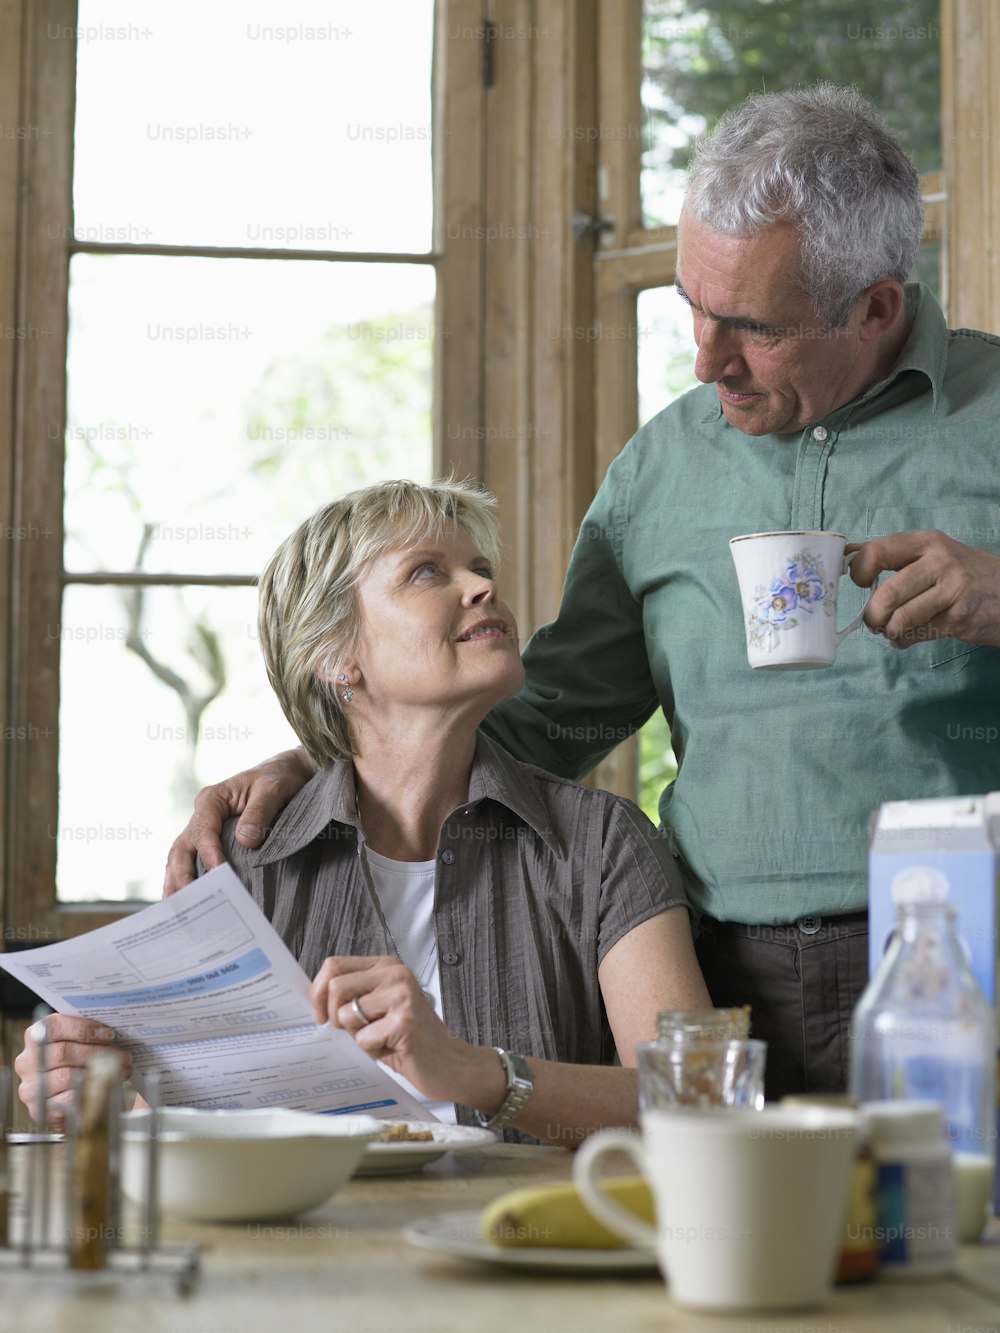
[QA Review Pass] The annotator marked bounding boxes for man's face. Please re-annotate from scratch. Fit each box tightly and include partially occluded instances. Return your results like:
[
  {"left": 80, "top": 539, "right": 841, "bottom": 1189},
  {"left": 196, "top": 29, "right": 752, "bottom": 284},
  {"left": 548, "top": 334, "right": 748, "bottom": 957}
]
[{"left": 676, "top": 213, "right": 874, "bottom": 436}]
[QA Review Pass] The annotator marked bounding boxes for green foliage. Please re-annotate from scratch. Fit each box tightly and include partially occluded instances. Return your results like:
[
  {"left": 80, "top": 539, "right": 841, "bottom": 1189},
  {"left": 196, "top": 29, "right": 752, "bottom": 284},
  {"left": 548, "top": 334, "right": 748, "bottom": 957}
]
[
  {"left": 642, "top": 0, "right": 942, "bottom": 224},
  {"left": 244, "top": 304, "right": 433, "bottom": 498},
  {"left": 639, "top": 709, "right": 677, "bottom": 824}
]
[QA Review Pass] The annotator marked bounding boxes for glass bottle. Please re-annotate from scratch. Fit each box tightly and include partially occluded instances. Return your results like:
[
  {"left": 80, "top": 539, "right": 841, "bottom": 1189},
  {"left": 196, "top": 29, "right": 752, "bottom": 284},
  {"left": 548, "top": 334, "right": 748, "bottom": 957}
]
[{"left": 849, "top": 900, "right": 996, "bottom": 1241}]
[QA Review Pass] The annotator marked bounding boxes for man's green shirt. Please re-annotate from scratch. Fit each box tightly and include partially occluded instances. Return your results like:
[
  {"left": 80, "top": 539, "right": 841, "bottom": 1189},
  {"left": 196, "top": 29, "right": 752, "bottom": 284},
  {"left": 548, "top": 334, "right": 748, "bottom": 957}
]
[{"left": 485, "top": 286, "right": 1000, "bottom": 924}]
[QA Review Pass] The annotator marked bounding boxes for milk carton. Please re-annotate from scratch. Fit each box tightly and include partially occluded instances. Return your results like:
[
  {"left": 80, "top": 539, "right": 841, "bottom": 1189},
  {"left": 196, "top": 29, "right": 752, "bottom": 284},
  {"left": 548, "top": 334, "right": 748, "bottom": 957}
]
[{"left": 868, "top": 793, "right": 1000, "bottom": 1214}]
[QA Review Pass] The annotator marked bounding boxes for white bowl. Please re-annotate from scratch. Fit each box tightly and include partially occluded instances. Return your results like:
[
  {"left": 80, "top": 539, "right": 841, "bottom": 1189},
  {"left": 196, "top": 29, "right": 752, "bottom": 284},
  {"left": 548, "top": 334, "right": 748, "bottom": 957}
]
[{"left": 121, "top": 1107, "right": 382, "bottom": 1222}]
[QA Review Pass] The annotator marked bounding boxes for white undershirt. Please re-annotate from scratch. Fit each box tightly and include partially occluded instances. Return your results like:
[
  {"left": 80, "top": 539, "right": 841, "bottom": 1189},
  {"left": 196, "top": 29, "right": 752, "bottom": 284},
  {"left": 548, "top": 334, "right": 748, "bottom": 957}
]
[{"left": 364, "top": 846, "right": 457, "bottom": 1124}]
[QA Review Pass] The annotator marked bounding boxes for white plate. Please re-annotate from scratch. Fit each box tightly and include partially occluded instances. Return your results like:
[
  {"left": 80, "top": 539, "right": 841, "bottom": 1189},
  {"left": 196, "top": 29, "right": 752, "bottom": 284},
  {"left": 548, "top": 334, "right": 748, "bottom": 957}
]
[
  {"left": 403, "top": 1209, "right": 658, "bottom": 1272},
  {"left": 355, "top": 1122, "right": 496, "bottom": 1175}
]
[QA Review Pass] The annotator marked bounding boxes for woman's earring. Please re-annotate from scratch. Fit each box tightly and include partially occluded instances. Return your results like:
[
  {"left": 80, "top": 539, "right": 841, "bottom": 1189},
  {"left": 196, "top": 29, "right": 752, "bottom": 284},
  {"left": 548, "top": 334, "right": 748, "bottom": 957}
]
[{"left": 342, "top": 686, "right": 355, "bottom": 704}]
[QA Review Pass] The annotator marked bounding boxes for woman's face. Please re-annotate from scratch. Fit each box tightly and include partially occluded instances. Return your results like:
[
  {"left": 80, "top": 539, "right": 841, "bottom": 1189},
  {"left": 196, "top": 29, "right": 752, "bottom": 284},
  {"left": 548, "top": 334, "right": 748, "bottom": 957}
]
[{"left": 349, "top": 522, "right": 524, "bottom": 725}]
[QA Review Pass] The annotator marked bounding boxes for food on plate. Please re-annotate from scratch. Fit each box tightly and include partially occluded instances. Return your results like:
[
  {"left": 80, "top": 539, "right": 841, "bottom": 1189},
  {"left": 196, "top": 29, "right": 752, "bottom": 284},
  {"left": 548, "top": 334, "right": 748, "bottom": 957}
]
[
  {"left": 480, "top": 1176, "right": 654, "bottom": 1249},
  {"left": 376, "top": 1123, "right": 436, "bottom": 1143}
]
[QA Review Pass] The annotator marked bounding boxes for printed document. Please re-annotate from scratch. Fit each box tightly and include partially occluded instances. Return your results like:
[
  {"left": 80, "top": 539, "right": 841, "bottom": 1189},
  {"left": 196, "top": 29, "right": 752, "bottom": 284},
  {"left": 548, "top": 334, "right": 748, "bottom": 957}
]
[{"left": 0, "top": 864, "right": 435, "bottom": 1120}]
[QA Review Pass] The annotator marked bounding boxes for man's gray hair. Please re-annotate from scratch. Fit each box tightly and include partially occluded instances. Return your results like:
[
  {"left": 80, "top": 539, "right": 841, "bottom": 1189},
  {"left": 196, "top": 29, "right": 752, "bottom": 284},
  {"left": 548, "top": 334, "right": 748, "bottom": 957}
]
[{"left": 685, "top": 83, "right": 925, "bottom": 326}]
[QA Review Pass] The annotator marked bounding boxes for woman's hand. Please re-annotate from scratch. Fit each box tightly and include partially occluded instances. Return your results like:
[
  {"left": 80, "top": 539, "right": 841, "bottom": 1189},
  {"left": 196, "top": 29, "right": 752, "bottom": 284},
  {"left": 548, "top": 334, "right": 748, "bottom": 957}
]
[
  {"left": 162, "top": 747, "right": 316, "bottom": 895},
  {"left": 13, "top": 1015, "right": 131, "bottom": 1127},
  {"left": 309, "top": 956, "right": 505, "bottom": 1113}
]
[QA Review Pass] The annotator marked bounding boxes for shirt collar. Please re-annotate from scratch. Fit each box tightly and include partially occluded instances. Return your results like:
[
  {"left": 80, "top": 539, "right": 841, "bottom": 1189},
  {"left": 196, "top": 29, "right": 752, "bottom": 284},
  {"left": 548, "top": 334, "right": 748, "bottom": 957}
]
[
  {"left": 845, "top": 281, "right": 946, "bottom": 415},
  {"left": 248, "top": 760, "right": 359, "bottom": 868},
  {"left": 249, "top": 730, "right": 561, "bottom": 867},
  {"left": 465, "top": 732, "right": 563, "bottom": 856}
]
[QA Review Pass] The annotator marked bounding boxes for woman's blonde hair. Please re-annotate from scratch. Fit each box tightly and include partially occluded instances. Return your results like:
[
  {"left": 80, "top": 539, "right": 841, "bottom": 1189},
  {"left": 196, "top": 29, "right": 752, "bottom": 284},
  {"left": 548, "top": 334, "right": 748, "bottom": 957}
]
[{"left": 257, "top": 477, "right": 502, "bottom": 767}]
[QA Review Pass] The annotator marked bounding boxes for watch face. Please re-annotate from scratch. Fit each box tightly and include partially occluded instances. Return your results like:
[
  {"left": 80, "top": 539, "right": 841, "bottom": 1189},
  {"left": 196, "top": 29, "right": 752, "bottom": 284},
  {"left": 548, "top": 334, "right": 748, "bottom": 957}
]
[{"left": 503, "top": 1050, "right": 533, "bottom": 1087}]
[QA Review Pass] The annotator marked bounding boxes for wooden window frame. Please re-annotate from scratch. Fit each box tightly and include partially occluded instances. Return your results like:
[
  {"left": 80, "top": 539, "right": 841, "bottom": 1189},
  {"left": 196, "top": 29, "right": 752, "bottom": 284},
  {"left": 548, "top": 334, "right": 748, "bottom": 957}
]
[
  {"left": 0, "top": 0, "right": 491, "bottom": 948},
  {"left": 3, "top": 0, "right": 996, "bottom": 957}
]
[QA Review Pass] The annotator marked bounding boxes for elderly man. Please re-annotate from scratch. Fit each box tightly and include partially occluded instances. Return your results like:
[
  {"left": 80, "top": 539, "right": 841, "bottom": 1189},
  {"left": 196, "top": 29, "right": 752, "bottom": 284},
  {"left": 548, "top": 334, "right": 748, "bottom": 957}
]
[{"left": 168, "top": 84, "right": 1000, "bottom": 1100}]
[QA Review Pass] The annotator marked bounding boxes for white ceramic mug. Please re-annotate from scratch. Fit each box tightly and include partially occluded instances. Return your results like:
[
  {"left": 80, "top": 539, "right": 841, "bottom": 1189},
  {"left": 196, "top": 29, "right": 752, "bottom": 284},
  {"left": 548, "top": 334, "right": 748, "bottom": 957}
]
[
  {"left": 729, "top": 530, "right": 875, "bottom": 669},
  {"left": 574, "top": 1106, "right": 859, "bottom": 1312}
]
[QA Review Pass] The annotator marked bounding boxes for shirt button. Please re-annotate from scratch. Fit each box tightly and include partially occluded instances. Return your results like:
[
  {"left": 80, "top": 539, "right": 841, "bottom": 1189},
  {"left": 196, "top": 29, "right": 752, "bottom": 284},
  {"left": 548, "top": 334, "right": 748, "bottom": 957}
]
[
  {"left": 440, "top": 849, "right": 455, "bottom": 865},
  {"left": 811, "top": 425, "right": 829, "bottom": 442},
  {"left": 798, "top": 915, "right": 822, "bottom": 935},
  {"left": 442, "top": 951, "right": 460, "bottom": 966},
  {"left": 462, "top": 808, "right": 473, "bottom": 817}
]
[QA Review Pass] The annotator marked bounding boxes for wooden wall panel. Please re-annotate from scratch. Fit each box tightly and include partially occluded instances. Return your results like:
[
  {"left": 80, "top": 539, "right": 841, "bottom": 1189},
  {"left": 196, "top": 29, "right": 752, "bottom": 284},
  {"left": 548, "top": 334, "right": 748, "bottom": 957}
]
[
  {"left": 439, "top": 0, "right": 598, "bottom": 642},
  {"left": 0, "top": 0, "right": 23, "bottom": 941},
  {"left": 435, "top": 0, "right": 486, "bottom": 485},
  {"left": 530, "top": 0, "right": 597, "bottom": 632},
  {"left": 481, "top": 0, "right": 535, "bottom": 626},
  {"left": 941, "top": 0, "right": 1000, "bottom": 332},
  {"left": 6, "top": 0, "right": 75, "bottom": 942}
]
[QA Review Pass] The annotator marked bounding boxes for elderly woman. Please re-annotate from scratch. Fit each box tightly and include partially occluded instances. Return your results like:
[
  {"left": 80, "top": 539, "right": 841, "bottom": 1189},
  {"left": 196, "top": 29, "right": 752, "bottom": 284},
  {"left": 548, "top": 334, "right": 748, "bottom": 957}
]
[{"left": 18, "top": 479, "right": 709, "bottom": 1140}]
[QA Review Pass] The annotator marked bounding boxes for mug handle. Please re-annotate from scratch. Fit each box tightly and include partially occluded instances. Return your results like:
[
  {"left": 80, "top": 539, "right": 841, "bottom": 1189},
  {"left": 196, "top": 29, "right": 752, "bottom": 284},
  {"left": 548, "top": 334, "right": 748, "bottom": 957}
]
[
  {"left": 835, "top": 550, "right": 881, "bottom": 646},
  {"left": 572, "top": 1130, "right": 657, "bottom": 1249}
]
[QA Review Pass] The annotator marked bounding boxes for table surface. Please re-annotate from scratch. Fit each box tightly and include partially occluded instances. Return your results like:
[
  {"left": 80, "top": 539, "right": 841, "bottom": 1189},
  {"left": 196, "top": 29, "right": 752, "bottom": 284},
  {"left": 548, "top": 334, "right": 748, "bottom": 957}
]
[{"left": 2, "top": 1140, "right": 998, "bottom": 1333}]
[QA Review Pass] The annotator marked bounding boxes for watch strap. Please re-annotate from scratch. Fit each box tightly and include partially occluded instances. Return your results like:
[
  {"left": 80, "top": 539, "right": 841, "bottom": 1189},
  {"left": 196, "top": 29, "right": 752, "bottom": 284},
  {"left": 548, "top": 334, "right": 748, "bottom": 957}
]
[{"left": 473, "top": 1047, "right": 534, "bottom": 1132}]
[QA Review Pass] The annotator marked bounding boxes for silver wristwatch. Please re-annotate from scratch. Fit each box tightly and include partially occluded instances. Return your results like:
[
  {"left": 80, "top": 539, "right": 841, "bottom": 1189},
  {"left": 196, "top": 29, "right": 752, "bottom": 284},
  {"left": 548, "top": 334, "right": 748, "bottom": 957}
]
[{"left": 474, "top": 1047, "right": 534, "bottom": 1132}]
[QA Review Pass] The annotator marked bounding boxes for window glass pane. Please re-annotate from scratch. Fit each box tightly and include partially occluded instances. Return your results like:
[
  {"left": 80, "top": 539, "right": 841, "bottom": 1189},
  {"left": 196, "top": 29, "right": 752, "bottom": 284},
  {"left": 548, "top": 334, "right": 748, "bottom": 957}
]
[
  {"left": 73, "top": 0, "right": 434, "bottom": 251},
  {"left": 639, "top": 710, "right": 677, "bottom": 824},
  {"left": 635, "top": 285, "right": 695, "bottom": 819},
  {"left": 641, "top": 0, "right": 941, "bottom": 228},
  {"left": 65, "top": 255, "right": 434, "bottom": 575},
  {"left": 637, "top": 284, "right": 698, "bottom": 426},
  {"left": 57, "top": 585, "right": 298, "bottom": 902},
  {"left": 912, "top": 239, "right": 943, "bottom": 307}
]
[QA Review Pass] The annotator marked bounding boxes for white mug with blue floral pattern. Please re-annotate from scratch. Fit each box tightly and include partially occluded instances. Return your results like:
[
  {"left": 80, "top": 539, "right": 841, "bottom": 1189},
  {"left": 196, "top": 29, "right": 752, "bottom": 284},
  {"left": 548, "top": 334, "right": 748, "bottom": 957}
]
[{"left": 729, "top": 530, "right": 874, "bottom": 669}]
